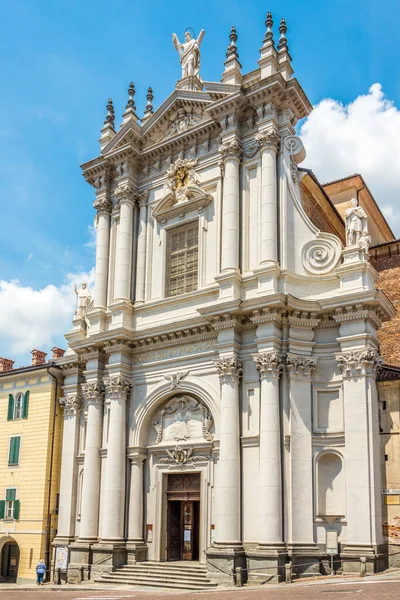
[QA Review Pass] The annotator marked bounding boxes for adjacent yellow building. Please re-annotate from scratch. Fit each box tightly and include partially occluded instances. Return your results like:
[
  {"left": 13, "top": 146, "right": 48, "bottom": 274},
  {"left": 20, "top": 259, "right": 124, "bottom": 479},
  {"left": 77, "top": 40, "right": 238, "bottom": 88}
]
[{"left": 0, "top": 349, "right": 64, "bottom": 583}]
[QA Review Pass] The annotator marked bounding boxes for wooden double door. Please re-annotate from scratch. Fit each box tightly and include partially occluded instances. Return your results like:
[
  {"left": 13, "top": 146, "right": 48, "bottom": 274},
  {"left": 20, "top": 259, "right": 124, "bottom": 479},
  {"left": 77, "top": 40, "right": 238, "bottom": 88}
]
[{"left": 167, "top": 473, "right": 200, "bottom": 561}]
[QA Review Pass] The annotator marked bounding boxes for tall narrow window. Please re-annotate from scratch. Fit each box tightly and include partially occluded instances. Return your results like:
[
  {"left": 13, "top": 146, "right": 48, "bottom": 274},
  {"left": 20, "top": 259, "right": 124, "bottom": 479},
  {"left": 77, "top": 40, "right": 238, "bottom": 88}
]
[
  {"left": 14, "top": 394, "right": 24, "bottom": 419},
  {"left": 8, "top": 436, "right": 21, "bottom": 467},
  {"left": 166, "top": 223, "right": 199, "bottom": 297}
]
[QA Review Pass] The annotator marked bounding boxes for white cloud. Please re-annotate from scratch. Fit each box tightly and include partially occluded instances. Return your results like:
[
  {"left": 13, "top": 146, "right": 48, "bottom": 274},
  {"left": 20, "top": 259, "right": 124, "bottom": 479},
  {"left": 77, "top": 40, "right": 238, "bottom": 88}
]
[
  {"left": 0, "top": 268, "right": 95, "bottom": 362},
  {"left": 300, "top": 83, "right": 400, "bottom": 236}
]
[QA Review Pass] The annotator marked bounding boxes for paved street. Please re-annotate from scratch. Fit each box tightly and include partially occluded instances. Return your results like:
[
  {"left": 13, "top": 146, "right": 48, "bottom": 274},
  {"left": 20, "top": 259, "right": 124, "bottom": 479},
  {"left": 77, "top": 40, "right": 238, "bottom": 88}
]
[{"left": 2, "top": 576, "right": 400, "bottom": 600}]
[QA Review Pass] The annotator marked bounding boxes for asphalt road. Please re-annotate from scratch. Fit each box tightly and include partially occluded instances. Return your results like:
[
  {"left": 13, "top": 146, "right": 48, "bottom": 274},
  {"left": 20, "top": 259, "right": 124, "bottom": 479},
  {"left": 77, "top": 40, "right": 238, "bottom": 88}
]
[{"left": 2, "top": 577, "right": 400, "bottom": 600}]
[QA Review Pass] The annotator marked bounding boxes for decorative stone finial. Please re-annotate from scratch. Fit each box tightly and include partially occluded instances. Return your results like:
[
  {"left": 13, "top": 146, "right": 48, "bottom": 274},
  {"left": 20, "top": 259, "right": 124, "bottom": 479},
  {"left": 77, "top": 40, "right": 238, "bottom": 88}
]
[
  {"left": 104, "top": 98, "right": 115, "bottom": 129},
  {"left": 264, "top": 12, "right": 274, "bottom": 42},
  {"left": 226, "top": 26, "right": 239, "bottom": 59},
  {"left": 144, "top": 87, "right": 154, "bottom": 116},
  {"left": 126, "top": 82, "right": 136, "bottom": 110},
  {"left": 278, "top": 17, "right": 288, "bottom": 51}
]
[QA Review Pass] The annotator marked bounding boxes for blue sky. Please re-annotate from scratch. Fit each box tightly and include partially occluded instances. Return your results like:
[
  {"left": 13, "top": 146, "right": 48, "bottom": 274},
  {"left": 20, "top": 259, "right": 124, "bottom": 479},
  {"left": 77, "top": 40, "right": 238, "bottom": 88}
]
[{"left": 1, "top": 0, "right": 400, "bottom": 365}]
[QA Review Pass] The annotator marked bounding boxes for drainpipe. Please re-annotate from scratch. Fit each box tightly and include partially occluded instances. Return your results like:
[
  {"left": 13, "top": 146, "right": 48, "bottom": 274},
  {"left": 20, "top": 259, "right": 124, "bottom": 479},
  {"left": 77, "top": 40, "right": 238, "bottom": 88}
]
[{"left": 45, "top": 362, "right": 62, "bottom": 582}]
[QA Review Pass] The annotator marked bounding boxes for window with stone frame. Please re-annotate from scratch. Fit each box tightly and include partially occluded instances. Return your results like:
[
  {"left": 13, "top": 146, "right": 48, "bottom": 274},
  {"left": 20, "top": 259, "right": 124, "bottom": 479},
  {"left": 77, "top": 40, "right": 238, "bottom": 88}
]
[
  {"left": 166, "top": 222, "right": 199, "bottom": 297},
  {"left": 0, "top": 488, "right": 20, "bottom": 521}
]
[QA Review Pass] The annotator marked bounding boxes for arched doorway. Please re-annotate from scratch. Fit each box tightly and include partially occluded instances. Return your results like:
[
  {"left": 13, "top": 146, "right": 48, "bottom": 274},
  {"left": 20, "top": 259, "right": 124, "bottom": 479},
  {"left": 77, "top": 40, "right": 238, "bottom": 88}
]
[{"left": 0, "top": 538, "right": 19, "bottom": 582}]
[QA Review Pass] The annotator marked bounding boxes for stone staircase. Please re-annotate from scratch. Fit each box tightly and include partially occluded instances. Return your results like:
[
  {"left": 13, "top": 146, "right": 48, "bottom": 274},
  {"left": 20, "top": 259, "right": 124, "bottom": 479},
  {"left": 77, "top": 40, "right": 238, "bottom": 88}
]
[{"left": 95, "top": 560, "right": 218, "bottom": 591}]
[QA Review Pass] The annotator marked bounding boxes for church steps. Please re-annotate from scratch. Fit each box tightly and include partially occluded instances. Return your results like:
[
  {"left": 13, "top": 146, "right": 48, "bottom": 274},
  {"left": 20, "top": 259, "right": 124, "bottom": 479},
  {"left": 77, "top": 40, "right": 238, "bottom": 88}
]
[{"left": 95, "top": 562, "right": 217, "bottom": 590}]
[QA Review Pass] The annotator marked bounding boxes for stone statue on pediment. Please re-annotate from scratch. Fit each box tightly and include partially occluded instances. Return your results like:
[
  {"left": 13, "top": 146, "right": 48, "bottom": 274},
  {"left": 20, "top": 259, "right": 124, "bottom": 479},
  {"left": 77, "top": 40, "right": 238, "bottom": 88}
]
[
  {"left": 345, "top": 198, "right": 368, "bottom": 246},
  {"left": 172, "top": 29, "right": 205, "bottom": 79}
]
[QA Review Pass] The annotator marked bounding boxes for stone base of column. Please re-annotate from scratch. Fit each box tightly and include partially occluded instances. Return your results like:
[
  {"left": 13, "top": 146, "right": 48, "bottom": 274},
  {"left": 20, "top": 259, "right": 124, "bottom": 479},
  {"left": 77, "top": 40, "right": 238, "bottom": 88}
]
[
  {"left": 247, "top": 543, "right": 287, "bottom": 583},
  {"left": 253, "top": 263, "right": 280, "bottom": 295},
  {"left": 287, "top": 543, "right": 321, "bottom": 578},
  {"left": 86, "top": 307, "right": 107, "bottom": 334},
  {"left": 91, "top": 542, "right": 127, "bottom": 578},
  {"left": 205, "top": 544, "right": 246, "bottom": 586},
  {"left": 109, "top": 299, "right": 134, "bottom": 330},
  {"left": 340, "top": 543, "right": 385, "bottom": 575},
  {"left": 126, "top": 540, "right": 148, "bottom": 564},
  {"left": 215, "top": 271, "right": 243, "bottom": 301},
  {"left": 68, "top": 542, "right": 93, "bottom": 583}
]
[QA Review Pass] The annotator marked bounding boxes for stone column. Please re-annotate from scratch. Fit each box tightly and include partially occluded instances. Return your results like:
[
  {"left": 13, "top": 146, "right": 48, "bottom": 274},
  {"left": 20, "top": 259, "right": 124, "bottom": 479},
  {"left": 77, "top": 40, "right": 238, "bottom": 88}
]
[
  {"left": 336, "top": 348, "right": 383, "bottom": 565},
  {"left": 114, "top": 184, "right": 136, "bottom": 301},
  {"left": 287, "top": 354, "right": 318, "bottom": 563},
  {"left": 219, "top": 140, "right": 242, "bottom": 273},
  {"left": 214, "top": 356, "right": 243, "bottom": 545},
  {"left": 127, "top": 450, "right": 147, "bottom": 562},
  {"left": 79, "top": 381, "right": 104, "bottom": 542},
  {"left": 253, "top": 352, "right": 284, "bottom": 547},
  {"left": 255, "top": 129, "right": 280, "bottom": 265},
  {"left": 101, "top": 375, "right": 132, "bottom": 541},
  {"left": 135, "top": 191, "right": 149, "bottom": 304},
  {"left": 56, "top": 393, "right": 82, "bottom": 541},
  {"left": 93, "top": 197, "right": 112, "bottom": 308}
]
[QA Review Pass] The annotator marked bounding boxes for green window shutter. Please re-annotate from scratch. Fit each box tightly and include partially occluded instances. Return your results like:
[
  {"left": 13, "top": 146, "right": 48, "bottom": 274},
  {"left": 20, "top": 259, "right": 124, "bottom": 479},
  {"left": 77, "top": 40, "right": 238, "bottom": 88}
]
[
  {"left": 6, "top": 488, "right": 16, "bottom": 501},
  {"left": 7, "top": 394, "right": 14, "bottom": 421},
  {"left": 22, "top": 390, "right": 29, "bottom": 419},
  {"left": 13, "top": 500, "right": 20, "bottom": 520},
  {"left": 0, "top": 500, "right": 5, "bottom": 519},
  {"left": 9, "top": 437, "right": 21, "bottom": 466}
]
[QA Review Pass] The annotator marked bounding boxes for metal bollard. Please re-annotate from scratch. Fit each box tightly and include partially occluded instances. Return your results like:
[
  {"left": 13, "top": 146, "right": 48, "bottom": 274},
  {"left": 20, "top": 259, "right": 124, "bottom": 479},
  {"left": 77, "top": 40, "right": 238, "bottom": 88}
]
[
  {"left": 285, "top": 562, "right": 292, "bottom": 583},
  {"left": 235, "top": 567, "right": 243, "bottom": 587},
  {"left": 80, "top": 566, "right": 85, "bottom": 582},
  {"left": 360, "top": 556, "right": 367, "bottom": 577},
  {"left": 56, "top": 567, "right": 61, "bottom": 585}
]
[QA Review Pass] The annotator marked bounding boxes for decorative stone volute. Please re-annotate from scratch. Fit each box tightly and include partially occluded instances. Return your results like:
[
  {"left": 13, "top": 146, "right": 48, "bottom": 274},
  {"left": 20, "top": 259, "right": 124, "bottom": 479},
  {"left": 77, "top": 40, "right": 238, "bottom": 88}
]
[
  {"left": 254, "top": 351, "right": 283, "bottom": 379},
  {"left": 105, "top": 374, "right": 132, "bottom": 400},
  {"left": 336, "top": 348, "right": 384, "bottom": 377},
  {"left": 60, "top": 393, "right": 82, "bottom": 416},
  {"left": 214, "top": 356, "right": 243, "bottom": 382},
  {"left": 81, "top": 380, "right": 105, "bottom": 405},
  {"left": 286, "top": 353, "right": 317, "bottom": 379}
]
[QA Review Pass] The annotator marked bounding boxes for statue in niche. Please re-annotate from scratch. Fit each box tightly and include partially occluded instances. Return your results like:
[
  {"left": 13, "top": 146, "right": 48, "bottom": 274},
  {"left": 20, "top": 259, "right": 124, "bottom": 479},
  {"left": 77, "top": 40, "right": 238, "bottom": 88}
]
[
  {"left": 345, "top": 198, "right": 368, "bottom": 246},
  {"left": 74, "top": 282, "right": 91, "bottom": 317},
  {"left": 172, "top": 29, "right": 205, "bottom": 79}
]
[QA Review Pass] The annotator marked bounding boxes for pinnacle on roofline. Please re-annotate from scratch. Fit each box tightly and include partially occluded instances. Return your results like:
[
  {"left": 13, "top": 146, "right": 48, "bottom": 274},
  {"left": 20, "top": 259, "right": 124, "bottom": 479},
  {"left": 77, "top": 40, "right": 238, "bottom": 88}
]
[
  {"left": 144, "top": 87, "right": 154, "bottom": 116},
  {"left": 226, "top": 26, "right": 239, "bottom": 59},
  {"left": 264, "top": 11, "right": 274, "bottom": 43},
  {"left": 278, "top": 17, "right": 288, "bottom": 52},
  {"left": 126, "top": 81, "right": 136, "bottom": 111},
  {"left": 104, "top": 98, "right": 115, "bottom": 129}
]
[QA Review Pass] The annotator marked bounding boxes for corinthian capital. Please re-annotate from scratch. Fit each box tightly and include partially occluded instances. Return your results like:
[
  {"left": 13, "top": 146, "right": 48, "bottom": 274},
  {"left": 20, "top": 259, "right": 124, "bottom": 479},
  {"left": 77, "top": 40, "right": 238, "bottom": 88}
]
[
  {"left": 336, "top": 348, "right": 384, "bottom": 377},
  {"left": 254, "top": 351, "right": 283, "bottom": 379},
  {"left": 255, "top": 129, "right": 280, "bottom": 151},
  {"left": 93, "top": 196, "right": 112, "bottom": 214},
  {"left": 214, "top": 356, "right": 243, "bottom": 382},
  {"left": 286, "top": 353, "right": 317, "bottom": 379},
  {"left": 114, "top": 183, "right": 137, "bottom": 204},
  {"left": 105, "top": 374, "right": 132, "bottom": 400},
  {"left": 81, "top": 380, "right": 105, "bottom": 405},
  {"left": 60, "top": 393, "right": 82, "bottom": 416},
  {"left": 218, "top": 139, "right": 243, "bottom": 162}
]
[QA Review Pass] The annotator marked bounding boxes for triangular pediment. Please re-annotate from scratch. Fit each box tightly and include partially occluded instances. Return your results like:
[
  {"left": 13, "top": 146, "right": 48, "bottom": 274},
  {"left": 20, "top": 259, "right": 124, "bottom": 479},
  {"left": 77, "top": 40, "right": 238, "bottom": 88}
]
[
  {"left": 101, "top": 120, "right": 141, "bottom": 156},
  {"left": 141, "top": 89, "right": 214, "bottom": 148}
]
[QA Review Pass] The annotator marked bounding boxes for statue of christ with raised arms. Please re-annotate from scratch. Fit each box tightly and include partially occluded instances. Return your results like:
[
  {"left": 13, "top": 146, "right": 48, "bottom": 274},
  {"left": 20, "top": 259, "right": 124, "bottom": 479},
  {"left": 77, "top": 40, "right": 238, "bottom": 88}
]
[{"left": 172, "top": 29, "right": 205, "bottom": 79}]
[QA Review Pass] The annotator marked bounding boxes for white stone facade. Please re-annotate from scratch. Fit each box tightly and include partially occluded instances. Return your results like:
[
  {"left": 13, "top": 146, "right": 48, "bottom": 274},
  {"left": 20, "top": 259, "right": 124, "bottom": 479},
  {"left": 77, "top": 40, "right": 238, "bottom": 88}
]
[{"left": 54, "top": 17, "right": 395, "bottom": 582}]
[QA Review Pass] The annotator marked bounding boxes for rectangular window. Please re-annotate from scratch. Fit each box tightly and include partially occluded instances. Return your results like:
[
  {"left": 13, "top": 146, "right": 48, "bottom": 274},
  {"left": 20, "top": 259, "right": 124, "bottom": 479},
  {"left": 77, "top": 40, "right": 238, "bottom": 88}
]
[
  {"left": 14, "top": 394, "right": 24, "bottom": 419},
  {"left": 8, "top": 436, "right": 21, "bottom": 467},
  {"left": 4, "top": 488, "right": 17, "bottom": 520},
  {"left": 166, "top": 223, "right": 199, "bottom": 297}
]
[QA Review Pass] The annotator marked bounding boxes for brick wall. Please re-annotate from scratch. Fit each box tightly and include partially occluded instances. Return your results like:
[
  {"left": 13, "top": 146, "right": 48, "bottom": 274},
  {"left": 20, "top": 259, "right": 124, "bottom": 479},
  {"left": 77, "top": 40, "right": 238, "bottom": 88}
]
[
  {"left": 371, "top": 242, "right": 400, "bottom": 366},
  {"left": 300, "top": 184, "right": 345, "bottom": 243}
]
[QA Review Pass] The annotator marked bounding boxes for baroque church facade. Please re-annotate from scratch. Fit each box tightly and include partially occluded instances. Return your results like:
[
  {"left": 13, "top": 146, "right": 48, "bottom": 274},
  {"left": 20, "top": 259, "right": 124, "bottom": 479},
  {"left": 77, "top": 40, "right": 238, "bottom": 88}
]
[{"left": 54, "top": 16, "right": 396, "bottom": 583}]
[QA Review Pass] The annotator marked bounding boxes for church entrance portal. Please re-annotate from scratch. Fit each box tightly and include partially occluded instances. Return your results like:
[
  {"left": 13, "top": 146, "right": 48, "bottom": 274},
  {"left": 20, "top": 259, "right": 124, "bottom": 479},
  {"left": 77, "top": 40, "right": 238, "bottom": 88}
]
[{"left": 167, "top": 473, "right": 200, "bottom": 561}]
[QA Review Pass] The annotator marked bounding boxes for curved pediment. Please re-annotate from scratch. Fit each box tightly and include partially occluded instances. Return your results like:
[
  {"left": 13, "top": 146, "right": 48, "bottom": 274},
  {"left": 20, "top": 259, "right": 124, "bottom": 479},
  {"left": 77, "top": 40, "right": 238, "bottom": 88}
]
[{"left": 152, "top": 157, "right": 212, "bottom": 222}]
